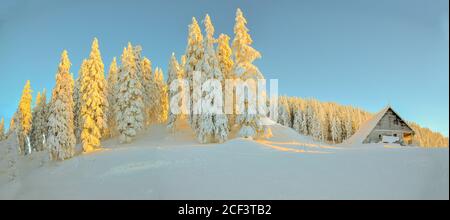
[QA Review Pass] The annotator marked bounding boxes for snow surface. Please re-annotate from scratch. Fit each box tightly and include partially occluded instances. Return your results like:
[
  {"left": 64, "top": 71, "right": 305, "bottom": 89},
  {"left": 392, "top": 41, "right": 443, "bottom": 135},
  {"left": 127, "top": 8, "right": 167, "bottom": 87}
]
[{"left": 0, "top": 123, "right": 448, "bottom": 199}]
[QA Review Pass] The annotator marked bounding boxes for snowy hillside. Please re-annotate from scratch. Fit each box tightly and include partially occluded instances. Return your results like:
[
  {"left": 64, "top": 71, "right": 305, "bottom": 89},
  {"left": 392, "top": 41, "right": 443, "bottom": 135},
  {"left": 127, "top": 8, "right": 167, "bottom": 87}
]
[{"left": 0, "top": 123, "right": 448, "bottom": 199}]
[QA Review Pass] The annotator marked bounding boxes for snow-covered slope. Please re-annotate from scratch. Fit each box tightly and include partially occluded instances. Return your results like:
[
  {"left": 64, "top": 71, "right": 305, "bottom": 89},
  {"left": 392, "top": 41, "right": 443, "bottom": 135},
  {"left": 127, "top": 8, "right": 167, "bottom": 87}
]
[{"left": 0, "top": 123, "right": 448, "bottom": 199}]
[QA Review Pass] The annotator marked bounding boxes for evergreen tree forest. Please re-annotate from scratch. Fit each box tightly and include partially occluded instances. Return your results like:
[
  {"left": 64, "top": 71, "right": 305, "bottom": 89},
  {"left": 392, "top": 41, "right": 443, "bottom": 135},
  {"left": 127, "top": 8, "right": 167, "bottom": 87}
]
[{"left": 0, "top": 9, "right": 447, "bottom": 162}]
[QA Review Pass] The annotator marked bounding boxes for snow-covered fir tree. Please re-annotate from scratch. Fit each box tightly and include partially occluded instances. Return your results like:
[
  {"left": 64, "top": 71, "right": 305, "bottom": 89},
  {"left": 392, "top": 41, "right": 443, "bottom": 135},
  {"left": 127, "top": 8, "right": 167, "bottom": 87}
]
[
  {"left": 17, "top": 80, "right": 33, "bottom": 154},
  {"left": 217, "top": 34, "right": 235, "bottom": 82},
  {"left": 277, "top": 96, "right": 291, "bottom": 127},
  {"left": 184, "top": 17, "right": 204, "bottom": 131},
  {"left": 343, "top": 108, "right": 353, "bottom": 140},
  {"left": 330, "top": 111, "right": 342, "bottom": 144},
  {"left": 106, "top": 57, "right": 119, "bottom": 137},
  {"left": 140, "top": 57, "right": 154, "bottom": 127},
  {"left": 310, "top": 107, "right": 323, "bottom": 141},
  {"left": 80, "top": 38, "right": 108, "bottom": 152},
  {"left": 195, "top": 14, "right": 229, "bottom": 143},
  {"left": 167, "top": 53, "right": 188, "bottom": 132},
  {"left": 216, "top": 33, "right": 236, "bottom": 130},
  {"left": 232, "top": 8, "right": 267, "bottom": 139},
  {"left": 47, "top": 50, "right": 76, "bottom": 160},
  {"left": 133, "top": 45, "right": 144, "bottom": 82},
  {"left": 116, "top": 43, "right": 144, "bottom": 143},
  {"left": 292, "top": 102, "right": 305, "bottom": 134},
  {"left": 30, "top": 89, "right": 48, "bottom": 151},
  {"left": 74, "top": 59, "right": 88, "bottom": 142},
  {"left": 154, "top": 67, "right": 169, "bottom": 124}
]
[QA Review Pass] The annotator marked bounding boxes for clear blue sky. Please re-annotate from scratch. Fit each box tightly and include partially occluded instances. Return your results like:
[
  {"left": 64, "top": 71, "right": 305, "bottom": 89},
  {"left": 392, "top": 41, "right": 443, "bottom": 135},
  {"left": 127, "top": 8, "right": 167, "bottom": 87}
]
[{"left": 0, "top": 0, "right": 448, "bottom": 135}]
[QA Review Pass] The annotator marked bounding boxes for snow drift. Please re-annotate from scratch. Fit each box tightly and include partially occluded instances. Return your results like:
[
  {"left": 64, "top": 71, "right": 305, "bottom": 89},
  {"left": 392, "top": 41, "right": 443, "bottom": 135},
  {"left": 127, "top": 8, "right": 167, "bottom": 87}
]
[{"left": 0, "top": 123, "right": 448, "bottom": 199}]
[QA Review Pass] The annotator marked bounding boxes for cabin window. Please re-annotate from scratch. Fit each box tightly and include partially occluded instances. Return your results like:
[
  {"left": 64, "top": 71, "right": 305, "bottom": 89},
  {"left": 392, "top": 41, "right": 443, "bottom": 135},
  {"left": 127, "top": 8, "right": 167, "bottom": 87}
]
[
  {"left": 393, "top": 134, "right": 397, "bottom": 137},
  {"left": 394, "top": 119, "right": 399, "bottom": 125}
]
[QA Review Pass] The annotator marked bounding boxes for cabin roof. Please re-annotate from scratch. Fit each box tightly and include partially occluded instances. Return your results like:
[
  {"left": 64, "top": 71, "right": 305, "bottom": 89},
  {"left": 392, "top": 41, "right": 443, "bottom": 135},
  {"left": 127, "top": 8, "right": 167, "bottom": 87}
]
[{"left": 344, "top": 106, "right": 414, "bottom": 145}]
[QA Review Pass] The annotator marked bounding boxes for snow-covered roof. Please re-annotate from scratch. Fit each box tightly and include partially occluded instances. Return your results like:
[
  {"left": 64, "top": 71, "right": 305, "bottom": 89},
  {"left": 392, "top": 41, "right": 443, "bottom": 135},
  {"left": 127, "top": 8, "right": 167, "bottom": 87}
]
[
  {"left": 344, "top": 106, "right": 390, "bottom": 145},
  {"left": 344, "top": 106, "right": 415, "bottom": 145}
]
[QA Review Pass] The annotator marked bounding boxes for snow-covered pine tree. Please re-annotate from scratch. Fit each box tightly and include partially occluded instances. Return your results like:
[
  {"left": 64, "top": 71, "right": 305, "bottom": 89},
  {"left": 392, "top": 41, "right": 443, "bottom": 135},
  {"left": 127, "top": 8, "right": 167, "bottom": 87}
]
[
  {"left": 195, "top": 14, "right": 229, "bottom": 144},
  {"left": 116, "top": 43, "right": 144, "bottom": 143},
  {"left": 30, "top": 90, "right": 48, "bottom": 151},
  {"left": 217, "top": 34, "right": 235, "bottom": 82},
  {"left": 277, "top": 96, "right": 291, "bottom": 127},
  {"left": 133, "top": 45, "right": 151, "bottom": 126},
  {"left": 232, "top": 8, "right": 267, "bottom": 139},
  {"left": 106, "top": 57, "right": 119, "bottom": 137},
  {"left": 167, "top": 53, "right": 188, "bottom": 132},
  {"left": 184, "top": 17, "right": 204, "bottom": 131},
  {"left": 343, "top": 107, "right": 353, "bottom": 140},
  {"left": 311, "top": 104, "right": 323, "bottom": 141},
  {"left": 216, "top": 33, "right": 236, "bottom": 130},
  {"left": 0, "top": 117, "right": 5, "bottom": 141},
  {"left": 330, "top": 111, "right": 342, "bottom": 144},
  {"left": 317, "top": 103, "right": 327, "bottom": 142},
  {"left": 154, "top": 67, "right": 169, "bottom": 124},
  {"left": 47, "top": 50, "right": 76, "bottom": 160},
  {"left": 292, "top": 101, "right": 304, "bottom": 134},
  {"left": 80, "top": 38, "right": 108, "bottom": 152},
  {"left": 17, "top": 80, "right": 33, "bottom": 154},
  {"left": 141, "top": 57, "right": 158, "bottom": 126},
  {"left": 74, "top": 60, "right": 88, "bottom": 142},
  {"left": 299, "top": 110, "right": 308, "bottom": 135},
  {"left": 133, "top": 45, "right": 144, "bottom": 82},
  {"left": 304, "top": 101, "right": 322, "bottom": 140}
]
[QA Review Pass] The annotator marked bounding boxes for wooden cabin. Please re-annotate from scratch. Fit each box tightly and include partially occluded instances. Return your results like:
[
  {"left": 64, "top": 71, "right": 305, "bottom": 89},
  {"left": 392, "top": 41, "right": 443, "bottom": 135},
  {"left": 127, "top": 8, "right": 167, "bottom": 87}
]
[{"left": 345, "top": 106, "right": 415, "bottom": 146}]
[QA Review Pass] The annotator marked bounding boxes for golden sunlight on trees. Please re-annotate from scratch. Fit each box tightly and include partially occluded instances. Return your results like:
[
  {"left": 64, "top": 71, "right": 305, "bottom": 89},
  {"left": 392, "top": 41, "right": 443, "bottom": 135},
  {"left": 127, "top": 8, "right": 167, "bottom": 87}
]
[
  {"left": 80, "top": 38, "right": 108, "bottom": 152},
  {"left": 17, "top": 80, "right": 33, "bottom": 154},
  {"left": 232, "top": 8, "right": 268, "bottom": 139},
  {"left": 116, "top": 43, "right": 144, "bottom": 143},
  {"left": 1, "top": 8, "right": 446, "bottom": 165},
  {"left": 185, "top": 17, "right": 204, "bottom": 131},
  {"left": 47, "top": 50, "right": 76, "bottom": 160},
  {"left": 106, "top": 57, "right": 119, "bottom": 138}
]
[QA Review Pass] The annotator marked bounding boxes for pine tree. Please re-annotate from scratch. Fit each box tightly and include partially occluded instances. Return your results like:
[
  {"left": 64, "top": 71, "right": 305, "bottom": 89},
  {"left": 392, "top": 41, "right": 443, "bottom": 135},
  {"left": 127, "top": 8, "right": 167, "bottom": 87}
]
[
  {"left": 141, "top": 57, "right": 156, "bottom": 126},
  {"left": 30, "top": 90, "right": 48, "bottom": 151},
  {"left": 80, "top": 38, "right": 108, "bottom": 152},
  {"left": 17, "top": 80, "right": 33, "bottom": 154},
  {"left": 217, "top": 33, "right": 236, "bottom": 129},
  {"left": 277, "top": 96, "right": 291, "bottom": 127},
  {"left": 106, "top": 57, "right": 119, "bottom": 137},
  {"left": 217, "top": 34, "right": 235, "bottom": 81},
  {"left": 154, "top": 67, "right": 169, "bottom": 124},
  {"left": 292, "top": 101, "right": 304, "bottom": 134},
  {"left": 330, "top": 111, "right": 342, "bottom": 144},
  {"left": 185, "top": 17, "right": 204, "bottom": 131},
  {"left": 0, "top": 117, "right": 5, "bottom": 141},
  {"left": 343, "top": 108, "right": 353, "bottom": 140},
  {"left": 116, "top": 43, "right": 144, "bottom": 143},
  {"left": 133, "top": 45, "right": 144, "bottom": 82},
  {"left": 195, "top": 14, "right": 229, "bottom": 143},
  {"left": 232, "top": 8, "right": 267, "bottom": 139},
  {"left": 74, "top": 59, "right": 88, "bottom": 142},
  {"left": 167, "top": 53, "right": 188, "bottom": 131},
  {"left": 47, "top": 50, "right": 76, "bottom": 160}
]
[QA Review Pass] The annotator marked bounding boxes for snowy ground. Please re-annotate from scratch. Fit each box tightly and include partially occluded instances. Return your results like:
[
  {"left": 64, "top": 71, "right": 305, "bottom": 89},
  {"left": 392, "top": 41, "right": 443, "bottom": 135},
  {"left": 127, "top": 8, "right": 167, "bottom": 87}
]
[{"left": 0, "top": 123, "right": 448, "bottom": 199}]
